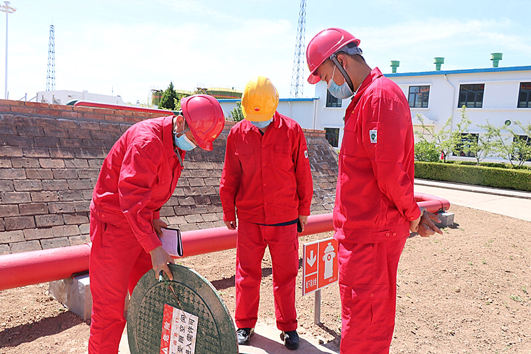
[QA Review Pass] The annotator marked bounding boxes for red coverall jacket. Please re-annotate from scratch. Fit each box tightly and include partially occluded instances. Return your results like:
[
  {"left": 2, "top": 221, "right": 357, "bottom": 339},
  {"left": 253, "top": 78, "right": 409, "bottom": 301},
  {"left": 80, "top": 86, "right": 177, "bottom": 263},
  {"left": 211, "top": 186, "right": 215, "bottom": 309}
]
[
  {"left": 334, "top": 67, "right": 421, "bottom": 244},
  {"left": 220, "top": 112, "right": 313, "bottom": 224},
  {"left": 90, "top": 115, "right": 184, "bottom": 253}
]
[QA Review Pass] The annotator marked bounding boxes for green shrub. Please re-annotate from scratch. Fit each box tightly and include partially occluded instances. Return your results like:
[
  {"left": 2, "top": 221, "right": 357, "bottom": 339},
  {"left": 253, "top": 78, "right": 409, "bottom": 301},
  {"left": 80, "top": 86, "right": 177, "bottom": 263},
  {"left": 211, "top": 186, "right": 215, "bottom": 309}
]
[
  {"left": 415, "top": 140, "right": 440, "bottom": 162},
  {"left": 415, "top": 162, "right": 531, "bottom": 191},
  {"left": 444, "top": 160, "right": 531, "bottom": 170}
]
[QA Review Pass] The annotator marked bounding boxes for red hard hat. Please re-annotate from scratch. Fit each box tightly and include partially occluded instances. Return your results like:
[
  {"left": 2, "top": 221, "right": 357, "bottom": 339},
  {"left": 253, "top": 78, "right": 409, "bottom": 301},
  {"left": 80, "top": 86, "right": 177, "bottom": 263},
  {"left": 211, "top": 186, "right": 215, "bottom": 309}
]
[
  {"left": 306, "top": 28, "right": 361, "bottom": 84},
  {"left": 181, "top": 94, "right": 225, "bottom": 151}
]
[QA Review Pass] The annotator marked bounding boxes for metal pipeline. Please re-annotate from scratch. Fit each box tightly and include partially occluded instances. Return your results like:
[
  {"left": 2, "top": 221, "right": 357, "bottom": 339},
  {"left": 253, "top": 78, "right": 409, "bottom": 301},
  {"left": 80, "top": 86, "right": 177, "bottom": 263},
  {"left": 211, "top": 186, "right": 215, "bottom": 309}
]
[
  {"left": 68, "top": 100, "right": 178, "bottom": 115},
  {"left": 0, "top": 194, "right": 449, "bottom": 291},
  {"left": 181, "top": 213, "right": 334, "bottom": 258},
  {"left": 416, "top": 192, "right": 451, "bottom": 212},
  {"left": 0, "top": 243, "right": 92, "bottom": 291}
]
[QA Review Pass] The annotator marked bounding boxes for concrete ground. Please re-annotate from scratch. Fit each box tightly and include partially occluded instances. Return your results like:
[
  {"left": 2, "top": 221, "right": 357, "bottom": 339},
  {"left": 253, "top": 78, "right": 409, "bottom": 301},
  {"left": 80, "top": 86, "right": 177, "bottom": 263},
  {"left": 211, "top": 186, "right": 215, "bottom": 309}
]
[
  {"left": 119, "top": 179, "right": 531, "bottom": 353},
  {"left": 119, "top": 322, "right": 337, "bottom": 354}
]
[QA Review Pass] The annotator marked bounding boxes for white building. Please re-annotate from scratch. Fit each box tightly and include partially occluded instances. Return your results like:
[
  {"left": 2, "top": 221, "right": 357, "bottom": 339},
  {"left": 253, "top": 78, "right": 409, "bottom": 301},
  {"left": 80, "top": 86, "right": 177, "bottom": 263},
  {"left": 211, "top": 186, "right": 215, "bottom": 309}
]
[
  {"left": 387, "top": 65, "right": 531, "bottom": 157},
  {"left": 219, "top": 65, "right": 531, "bottom": 154},
  {"left": 36, "top": 90, "right": 125, "bottom": 105}
]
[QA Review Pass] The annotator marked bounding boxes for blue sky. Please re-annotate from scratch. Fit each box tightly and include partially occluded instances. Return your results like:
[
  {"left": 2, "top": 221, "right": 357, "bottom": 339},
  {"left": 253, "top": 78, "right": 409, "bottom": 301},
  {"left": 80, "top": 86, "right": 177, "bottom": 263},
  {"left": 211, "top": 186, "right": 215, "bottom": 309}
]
[{"left": 3, "top": 0, "right": 530, "bottom": 104}]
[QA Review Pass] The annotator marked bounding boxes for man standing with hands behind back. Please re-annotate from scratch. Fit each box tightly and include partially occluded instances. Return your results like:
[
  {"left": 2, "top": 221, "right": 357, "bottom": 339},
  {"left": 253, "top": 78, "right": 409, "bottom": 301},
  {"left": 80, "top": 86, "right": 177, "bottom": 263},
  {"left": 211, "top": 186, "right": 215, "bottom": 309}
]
[
  {"left": 220, "top": 76, "right": 313, "bottom": 350},
  {"left": 306, "top": 28, "right": 443, "bottom": 353}
]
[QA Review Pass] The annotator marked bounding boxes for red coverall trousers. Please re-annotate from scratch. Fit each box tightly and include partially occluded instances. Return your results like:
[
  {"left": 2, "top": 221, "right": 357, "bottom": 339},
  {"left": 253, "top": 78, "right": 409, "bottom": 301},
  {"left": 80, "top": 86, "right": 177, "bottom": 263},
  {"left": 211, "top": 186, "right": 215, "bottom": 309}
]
[
  {"left": 338, "top": 237, "right": 407, "bottom": 354},
  {"left": 235, "top": 219, "right": 299, "bottom": 332},
  {"left": 88, "top": 215, "right": 153, "bottom": 354}
]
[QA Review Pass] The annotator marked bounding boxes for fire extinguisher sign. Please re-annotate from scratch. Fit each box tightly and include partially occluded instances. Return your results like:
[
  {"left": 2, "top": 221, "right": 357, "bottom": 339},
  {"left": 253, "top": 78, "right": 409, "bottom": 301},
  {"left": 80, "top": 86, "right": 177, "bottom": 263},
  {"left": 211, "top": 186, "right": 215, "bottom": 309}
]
[{"left": 302, "top": 237, "right": 339, "bottom": 296}]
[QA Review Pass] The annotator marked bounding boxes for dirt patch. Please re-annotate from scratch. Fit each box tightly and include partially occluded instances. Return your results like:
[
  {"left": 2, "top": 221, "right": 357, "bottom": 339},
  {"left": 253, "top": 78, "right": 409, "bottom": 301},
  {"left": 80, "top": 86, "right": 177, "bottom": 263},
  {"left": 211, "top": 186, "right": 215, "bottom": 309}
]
[{"left": 1, "top": 204, "right": 531, "bottom": 353}]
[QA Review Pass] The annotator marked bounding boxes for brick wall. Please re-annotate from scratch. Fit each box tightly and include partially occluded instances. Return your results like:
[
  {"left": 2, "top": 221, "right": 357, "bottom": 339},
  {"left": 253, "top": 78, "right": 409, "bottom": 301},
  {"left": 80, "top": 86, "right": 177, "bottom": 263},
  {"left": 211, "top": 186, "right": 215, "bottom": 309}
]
[{"left": 0, "top": 100, "right": 338, "bottom": 255}]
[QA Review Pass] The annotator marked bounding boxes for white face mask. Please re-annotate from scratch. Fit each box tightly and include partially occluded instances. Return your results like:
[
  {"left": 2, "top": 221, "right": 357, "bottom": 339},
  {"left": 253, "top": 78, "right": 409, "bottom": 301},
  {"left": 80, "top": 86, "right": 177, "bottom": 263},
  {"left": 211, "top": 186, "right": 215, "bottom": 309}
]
[
  {"left": 173, "top": 128, "right": 196, "bottom": 151},
  {"left": 250, "top": 118, "right": 273, "bottom": 129},
  {"left": 327, "top": 65, "right": 354, "bottom": 100}
]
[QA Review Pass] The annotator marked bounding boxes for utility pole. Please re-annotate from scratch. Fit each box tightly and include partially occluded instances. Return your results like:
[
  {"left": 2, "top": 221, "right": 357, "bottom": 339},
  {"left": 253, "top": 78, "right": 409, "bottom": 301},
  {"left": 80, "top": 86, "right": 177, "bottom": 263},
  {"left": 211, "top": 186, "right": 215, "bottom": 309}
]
[
  {"left": 0, "top": 1, "right": 16, "bottom": 99},
  {"left": 289, "top": 0, "right": 306, "bottom": 98}
]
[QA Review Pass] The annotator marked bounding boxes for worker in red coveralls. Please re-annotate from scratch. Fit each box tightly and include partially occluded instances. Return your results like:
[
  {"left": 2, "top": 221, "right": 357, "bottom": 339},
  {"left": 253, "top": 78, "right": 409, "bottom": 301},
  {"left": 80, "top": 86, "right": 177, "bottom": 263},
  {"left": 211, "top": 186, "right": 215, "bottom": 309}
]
[
  {"left": 219, "top": 76, "right": 313, "bottom": 350},
  {"left": 88, "top": 95, "right": 225, "bottom": 354},
  {"left": 306, "top": 28, "right": 443, "bottom": 353}
]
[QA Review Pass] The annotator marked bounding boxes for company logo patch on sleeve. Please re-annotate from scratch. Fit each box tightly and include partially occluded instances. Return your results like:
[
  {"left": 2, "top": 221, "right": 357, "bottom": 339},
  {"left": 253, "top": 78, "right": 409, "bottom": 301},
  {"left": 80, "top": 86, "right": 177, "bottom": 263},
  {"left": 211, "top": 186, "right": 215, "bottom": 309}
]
[
  {"left": 369, "top": 130, "right": 377, "bottom": 144},
  {"left": 304, "top": 150, "right": 308, "bottom": 158}
]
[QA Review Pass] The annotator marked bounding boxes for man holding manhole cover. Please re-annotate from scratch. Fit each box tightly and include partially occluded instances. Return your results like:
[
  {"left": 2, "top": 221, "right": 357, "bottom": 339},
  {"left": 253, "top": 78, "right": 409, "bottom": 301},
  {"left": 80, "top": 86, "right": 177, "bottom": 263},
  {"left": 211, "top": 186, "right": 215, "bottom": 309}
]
[{"left": 88, "top": 94, "right": 225, "bottom": 353}]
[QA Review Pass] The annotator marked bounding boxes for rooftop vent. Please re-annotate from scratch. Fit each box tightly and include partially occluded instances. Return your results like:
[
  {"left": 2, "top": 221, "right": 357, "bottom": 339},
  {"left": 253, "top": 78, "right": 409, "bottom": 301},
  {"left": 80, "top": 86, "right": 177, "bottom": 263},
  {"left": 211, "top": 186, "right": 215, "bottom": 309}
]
[
  {"left": 434, "top": 57, "right": 445, "bottom": 71},
  {"left": 491, "top": 52, "right": 503, "bottom": 67},
  {"left": 390, "top": 60, "right": 400, "bottom": 73}
]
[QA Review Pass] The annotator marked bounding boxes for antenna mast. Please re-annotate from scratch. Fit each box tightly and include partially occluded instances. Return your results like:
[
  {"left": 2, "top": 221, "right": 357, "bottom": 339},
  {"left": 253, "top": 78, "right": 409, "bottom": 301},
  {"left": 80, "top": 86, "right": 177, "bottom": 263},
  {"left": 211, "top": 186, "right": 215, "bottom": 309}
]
[
  {"left": 289, "top": 0, "right": 306, "bottom": 98},
  {"left": 46, "top": 24, "right": 55, "bottom": 91}
]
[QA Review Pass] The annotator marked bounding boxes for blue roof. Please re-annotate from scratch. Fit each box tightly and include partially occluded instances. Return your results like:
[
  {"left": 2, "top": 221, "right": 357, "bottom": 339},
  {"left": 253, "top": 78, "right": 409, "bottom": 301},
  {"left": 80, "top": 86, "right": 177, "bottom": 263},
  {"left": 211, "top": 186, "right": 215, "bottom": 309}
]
[
  {"left": 218, "top": 97, "right": 320, "bottom": 103},
  {"left": 386, "top": 65, "right": 531, "bottom": 78}
]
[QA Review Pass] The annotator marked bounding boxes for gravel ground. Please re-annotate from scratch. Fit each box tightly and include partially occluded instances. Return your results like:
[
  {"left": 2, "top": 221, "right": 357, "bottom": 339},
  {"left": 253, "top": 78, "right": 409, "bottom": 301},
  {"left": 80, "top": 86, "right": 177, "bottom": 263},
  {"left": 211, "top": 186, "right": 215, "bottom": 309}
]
[{"left": 1, "top": 204, "right": 531, "bottom": 353}]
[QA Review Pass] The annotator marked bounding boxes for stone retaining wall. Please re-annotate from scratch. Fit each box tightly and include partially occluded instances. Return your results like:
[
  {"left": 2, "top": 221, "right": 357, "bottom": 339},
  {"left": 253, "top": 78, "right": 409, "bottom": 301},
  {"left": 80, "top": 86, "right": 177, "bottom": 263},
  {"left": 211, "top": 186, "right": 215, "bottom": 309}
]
[{"left": 0, "top": 100, "right": 338, "bottom": 255}]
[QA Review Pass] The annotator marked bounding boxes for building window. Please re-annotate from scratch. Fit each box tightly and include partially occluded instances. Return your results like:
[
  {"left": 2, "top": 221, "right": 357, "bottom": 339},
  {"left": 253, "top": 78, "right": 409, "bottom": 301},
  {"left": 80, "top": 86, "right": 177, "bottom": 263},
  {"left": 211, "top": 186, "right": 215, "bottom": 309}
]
[
  {"left": 408, "top": 86, "right": 430, "bottom": 108},
  {"left": 513, "top": 135, "right": 531, "bottom": 161},
  {"left": 325, "top": 128, "right": 340, "bottom": 148},
  {"left": 458, "top": 84, "right": 484, "bottom": 108},
  {"left": 326, "top": 91, "right": 342, "bottom": 108},
  {"left": 518, "top": 82, "right": 531, "bottom": 108},
  {"left": 453, "top": 133, "right": 478, "bottom": 157}
]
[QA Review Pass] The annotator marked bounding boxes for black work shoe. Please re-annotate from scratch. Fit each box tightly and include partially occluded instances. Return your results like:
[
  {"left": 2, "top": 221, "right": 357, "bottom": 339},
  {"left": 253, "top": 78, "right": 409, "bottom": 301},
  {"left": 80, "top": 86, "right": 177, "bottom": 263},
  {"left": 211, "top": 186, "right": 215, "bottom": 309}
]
[
  {"left": 280, "top": 330, "right": 299, "bottom": 350},
  {"left": 236, "top": 327, "right": 254, "bottom": 345}
]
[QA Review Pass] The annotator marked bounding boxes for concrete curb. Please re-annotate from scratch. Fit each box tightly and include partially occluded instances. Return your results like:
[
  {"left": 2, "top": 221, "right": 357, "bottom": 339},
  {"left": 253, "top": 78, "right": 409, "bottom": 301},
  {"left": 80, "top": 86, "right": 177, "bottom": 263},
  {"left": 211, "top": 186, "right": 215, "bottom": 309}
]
[{"left": 415, "top": 179, "right": 531, "bottom": 200}]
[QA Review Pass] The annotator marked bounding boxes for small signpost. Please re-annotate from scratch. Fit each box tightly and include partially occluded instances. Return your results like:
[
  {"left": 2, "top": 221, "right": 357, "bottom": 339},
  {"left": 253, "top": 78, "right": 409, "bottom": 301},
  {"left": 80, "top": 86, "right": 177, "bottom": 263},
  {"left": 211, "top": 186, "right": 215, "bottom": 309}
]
[{"left": 302, "top": 237, "right": 338, "bottom": 324}]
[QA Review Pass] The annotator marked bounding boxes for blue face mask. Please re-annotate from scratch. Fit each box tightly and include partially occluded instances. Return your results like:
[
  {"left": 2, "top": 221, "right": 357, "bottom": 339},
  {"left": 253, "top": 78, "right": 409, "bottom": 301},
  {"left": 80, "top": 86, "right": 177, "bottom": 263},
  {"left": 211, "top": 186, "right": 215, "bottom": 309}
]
[
  {"left": 250, "top": 118, "right": 273, "bottom": 129},
  {"left": 327, "top": 65, "right": 354, "bottom": 100},
  {"left": 174, "top": 128, "right": 196, "bottom": 151}
]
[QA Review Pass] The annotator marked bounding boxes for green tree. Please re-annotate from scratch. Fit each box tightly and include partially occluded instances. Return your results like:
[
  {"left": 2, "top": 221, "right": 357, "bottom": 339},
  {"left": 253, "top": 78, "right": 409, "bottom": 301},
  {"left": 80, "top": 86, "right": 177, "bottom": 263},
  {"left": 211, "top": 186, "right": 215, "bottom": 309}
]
[
  {"left": 450, "top": 106, "right": 473, "bottom": 157},
  {"left": 512, "top": 121, "right": 531, "bottom": 166},
  {"left": 465, "top": 120, "right": 499, "bottom": 164},
  {"left": 475, "top": 120, "right": 531, "bottom": 167},
  {"left": 231, "top": 101, "right": 245, "bottom": 122},
  {"left": 173, "top": 92, "right": 190, "bottom": 111},
  {"left": 455, "top": 107, "right": 496, "bottom": 164},
  {"left": 498, "top": 121, "right": 531, "bottom": 167},
  {"left": 159, "top": 82, "right": 178, "bottom": 110},
  {"left": 415, "top": 107, "right": 473, "bottom": 162}
]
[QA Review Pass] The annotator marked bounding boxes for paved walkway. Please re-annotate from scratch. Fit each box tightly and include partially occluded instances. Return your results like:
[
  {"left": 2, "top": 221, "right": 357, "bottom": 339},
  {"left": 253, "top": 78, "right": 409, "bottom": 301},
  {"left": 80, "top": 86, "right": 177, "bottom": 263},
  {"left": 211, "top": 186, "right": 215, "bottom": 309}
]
[
  {"left": 119, "top": 180, "right": 531, "bottom": 353},
  {"left": 119, "top": 322, "right": 338, "bottom": 353},
  {"left": 415, "top": 179, "right": 531, "bottom": 222}
]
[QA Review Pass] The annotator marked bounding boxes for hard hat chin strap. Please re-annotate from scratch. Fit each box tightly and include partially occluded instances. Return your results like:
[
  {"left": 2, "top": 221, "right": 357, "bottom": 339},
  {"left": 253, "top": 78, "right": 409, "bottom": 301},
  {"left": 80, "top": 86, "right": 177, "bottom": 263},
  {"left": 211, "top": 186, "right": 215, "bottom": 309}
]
[{"left": 330, "top": 54, "right": 355, "bottom": 93}]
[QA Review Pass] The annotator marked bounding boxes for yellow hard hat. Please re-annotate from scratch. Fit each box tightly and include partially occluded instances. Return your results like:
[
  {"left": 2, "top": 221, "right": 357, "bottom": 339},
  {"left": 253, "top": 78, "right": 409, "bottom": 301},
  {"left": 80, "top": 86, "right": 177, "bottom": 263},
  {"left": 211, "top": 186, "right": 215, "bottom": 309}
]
[{"left": 241, "top": 76, "right": 279, "bottom": 122}]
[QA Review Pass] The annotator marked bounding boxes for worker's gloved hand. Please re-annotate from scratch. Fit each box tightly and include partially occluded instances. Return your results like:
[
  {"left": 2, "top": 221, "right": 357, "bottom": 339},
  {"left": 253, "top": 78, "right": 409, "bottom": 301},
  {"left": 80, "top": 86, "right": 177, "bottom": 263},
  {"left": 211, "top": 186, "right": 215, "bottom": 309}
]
[
  {"left": 153, "top": 218, "right": 168, "bottom": 238},
  {"left": 224, "top": 220, "right": 237, "bottom": 230},
  {"left": 150, "top": 246, "right": 175, "bottom": 280}
]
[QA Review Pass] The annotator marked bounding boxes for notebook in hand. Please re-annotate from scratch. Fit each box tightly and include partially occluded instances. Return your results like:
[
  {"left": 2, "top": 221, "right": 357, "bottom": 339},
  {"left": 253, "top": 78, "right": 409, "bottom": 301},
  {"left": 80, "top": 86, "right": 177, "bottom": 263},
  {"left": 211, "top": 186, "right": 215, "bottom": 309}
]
[{"left": 160, "top": 227, "right": 183, "bottom": 257}]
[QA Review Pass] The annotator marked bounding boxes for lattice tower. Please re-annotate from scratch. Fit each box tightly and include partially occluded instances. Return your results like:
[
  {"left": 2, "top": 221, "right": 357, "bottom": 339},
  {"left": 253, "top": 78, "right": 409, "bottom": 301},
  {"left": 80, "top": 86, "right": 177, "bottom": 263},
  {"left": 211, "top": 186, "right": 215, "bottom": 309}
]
[
  {"left": 289, "top": 0, "right": 306, "bottom": 98},
  {"left": 46, "top": 24, "right": 55, "bottom": 91}
]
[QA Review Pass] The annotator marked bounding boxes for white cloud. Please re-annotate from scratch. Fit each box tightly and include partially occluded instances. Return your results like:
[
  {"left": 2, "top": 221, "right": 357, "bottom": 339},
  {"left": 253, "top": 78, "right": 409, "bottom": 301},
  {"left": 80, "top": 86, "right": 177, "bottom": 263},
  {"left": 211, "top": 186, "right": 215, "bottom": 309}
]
[
  {"left": 351, "top": 17, "right": 528, "bottom": 72},
  {"left": 5, "top": 1, "right": 530, "bottom": 103}
]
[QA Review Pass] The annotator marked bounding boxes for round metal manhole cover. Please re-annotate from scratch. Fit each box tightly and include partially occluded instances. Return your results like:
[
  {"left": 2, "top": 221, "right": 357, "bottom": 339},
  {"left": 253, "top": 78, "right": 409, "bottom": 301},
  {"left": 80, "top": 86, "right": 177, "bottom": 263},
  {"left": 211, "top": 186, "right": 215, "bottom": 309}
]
[{"left": 127, "top": 264, "right": 238, "bottom": 354}]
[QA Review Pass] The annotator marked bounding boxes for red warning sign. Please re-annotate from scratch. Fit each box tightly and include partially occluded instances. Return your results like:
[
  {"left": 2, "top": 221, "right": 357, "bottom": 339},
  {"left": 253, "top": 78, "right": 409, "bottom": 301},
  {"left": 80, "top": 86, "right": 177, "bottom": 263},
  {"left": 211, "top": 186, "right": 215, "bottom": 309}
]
[{"left": 302, "top": 237, "right": 338, "bottom": 296}]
